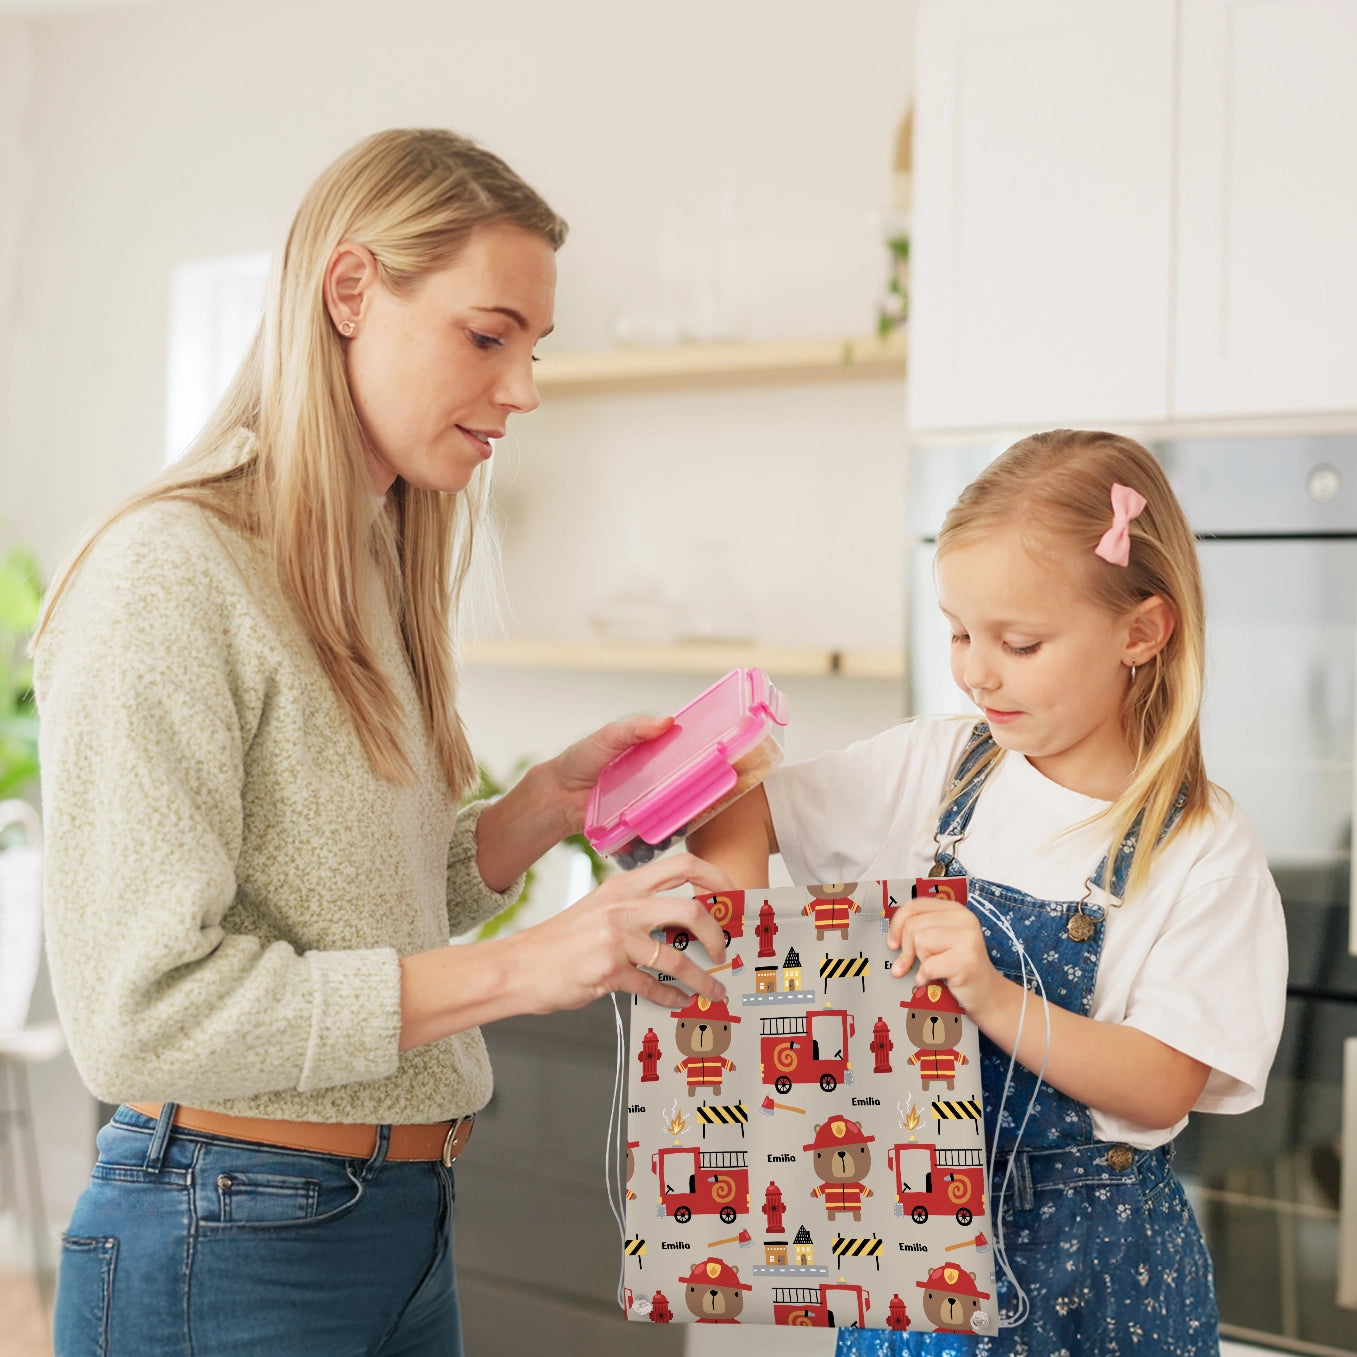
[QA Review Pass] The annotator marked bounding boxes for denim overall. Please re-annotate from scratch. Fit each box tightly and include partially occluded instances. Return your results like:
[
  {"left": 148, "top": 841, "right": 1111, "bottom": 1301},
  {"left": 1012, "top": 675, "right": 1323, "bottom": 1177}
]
[{"left": 838, "top": 726, "right": 1218, "bottom": 1356}]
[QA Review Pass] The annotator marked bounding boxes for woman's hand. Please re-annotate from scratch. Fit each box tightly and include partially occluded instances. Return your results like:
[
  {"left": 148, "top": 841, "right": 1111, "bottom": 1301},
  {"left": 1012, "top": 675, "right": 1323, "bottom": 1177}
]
[
  {"left": 888, "top": 892, "right": 1002, "bottom": 1019},
  {"left": 474, "top": 716, "right": 674, "bottom": 892},
  {"left": 506, "top": 851, "right": 731, "bottom": 1014},
  {"left": 399, "top": 851, "right": 734, "bottom": 1051},
  {"left": 545, "top": 714, "right": 675, "bottom": 834}
]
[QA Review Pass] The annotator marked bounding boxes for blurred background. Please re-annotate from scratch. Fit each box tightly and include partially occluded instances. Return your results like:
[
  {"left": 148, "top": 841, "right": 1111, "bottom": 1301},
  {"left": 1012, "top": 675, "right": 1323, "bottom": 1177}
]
[{"left": 2, "top": 1, "right": 1356, "bottom": 1355}]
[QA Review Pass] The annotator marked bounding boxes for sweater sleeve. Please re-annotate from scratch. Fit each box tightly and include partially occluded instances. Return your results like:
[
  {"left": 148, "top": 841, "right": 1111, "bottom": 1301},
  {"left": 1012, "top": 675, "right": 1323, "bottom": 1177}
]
[
  {"left": 446, "top": 799, "right": 525, "bottom": 937},
  {"left": 35, "top": 512, "right": 403, "bottom": 1105}
]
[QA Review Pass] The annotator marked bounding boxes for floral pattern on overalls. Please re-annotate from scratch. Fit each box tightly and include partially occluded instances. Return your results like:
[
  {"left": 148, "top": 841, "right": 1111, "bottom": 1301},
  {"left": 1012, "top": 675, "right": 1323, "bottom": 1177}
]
[{"left": 838, "top": 725, "right": 1219, "bottom": 1356}]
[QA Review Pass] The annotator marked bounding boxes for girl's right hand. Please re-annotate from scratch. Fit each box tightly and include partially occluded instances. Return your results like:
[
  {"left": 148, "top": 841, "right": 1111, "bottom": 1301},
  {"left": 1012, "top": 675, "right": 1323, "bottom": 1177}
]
[{"left": 507, "top": 852, "right": 734, "bottom": 1014}]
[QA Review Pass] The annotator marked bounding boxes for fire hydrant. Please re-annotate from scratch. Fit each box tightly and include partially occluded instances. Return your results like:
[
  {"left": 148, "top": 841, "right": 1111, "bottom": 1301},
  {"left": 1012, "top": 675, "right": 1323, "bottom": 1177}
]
[
  {"left": 870, "top": 1016, "right": 894, "bottom": 1074},
  {"left": 638, "top": 1027, "right": 662, "bottom": 1082},
  {"left": 762, "top": 1180, "right": 787, "bottom": 1234},
  {"left": 887, "top": 1293, "right": 911, "bottom": 1331},
  {"left": 756, "top": 901, "right": 779, "bottom": 957},
  {"left": 649, "top": 1291, "right": 674, "bottom": 1323}
]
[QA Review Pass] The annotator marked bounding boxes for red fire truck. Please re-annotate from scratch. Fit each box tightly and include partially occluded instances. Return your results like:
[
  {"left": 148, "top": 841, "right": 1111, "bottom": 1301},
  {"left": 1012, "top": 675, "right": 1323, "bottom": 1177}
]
[
  {"left": 666, "top": 891, "right": 746, "bottom": 949},
  {"left": 886, "top": 1142, "right": 986, "bottom": 1226},
  {"left": 759, "top": 1009, "right": 856, "bottom": 1095},
  {"left": 651, "top": 1146, "right": 750, "bottom": 1225},
  {"left": 772, "top": 1283, "right": 871, "bottom": 1328}
]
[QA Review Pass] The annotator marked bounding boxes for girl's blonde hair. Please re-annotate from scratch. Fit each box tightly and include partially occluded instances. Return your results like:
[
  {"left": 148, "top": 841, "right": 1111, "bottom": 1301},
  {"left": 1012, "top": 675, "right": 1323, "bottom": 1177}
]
[
  {"left": 937, "top": 428, "right": 1210, "bottom": 899},
  {"left": 38, "top": 128, "right": 567, "bottom": 797}
]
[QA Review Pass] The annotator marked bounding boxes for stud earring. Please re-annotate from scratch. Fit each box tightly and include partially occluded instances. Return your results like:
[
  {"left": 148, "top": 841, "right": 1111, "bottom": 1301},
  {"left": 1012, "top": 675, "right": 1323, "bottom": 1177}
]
[{"left": 339, "top": 320, "right": 356, "bottom": 337}]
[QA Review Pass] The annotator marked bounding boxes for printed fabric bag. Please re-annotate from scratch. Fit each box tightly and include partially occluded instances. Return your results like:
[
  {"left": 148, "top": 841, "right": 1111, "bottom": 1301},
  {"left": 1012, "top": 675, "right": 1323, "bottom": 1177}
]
[{"left": 619, "top": 880, "right": 999, "bottom": 1335}]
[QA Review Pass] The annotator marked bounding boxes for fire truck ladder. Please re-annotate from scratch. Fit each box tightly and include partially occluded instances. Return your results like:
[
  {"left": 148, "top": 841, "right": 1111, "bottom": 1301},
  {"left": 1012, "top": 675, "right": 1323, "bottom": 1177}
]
[
  {"left": 761, "top": 1015, "right": 807, "bottom": 1037},
  {"left": 936, "top": 1148, "right": 985, "bottom": 1171},
  {"left": 700, "top": 1149, "right": 749, "bottom": 1170},
  {"left": 773, "top": 1287, "right": 824, "bottom": 1305}
]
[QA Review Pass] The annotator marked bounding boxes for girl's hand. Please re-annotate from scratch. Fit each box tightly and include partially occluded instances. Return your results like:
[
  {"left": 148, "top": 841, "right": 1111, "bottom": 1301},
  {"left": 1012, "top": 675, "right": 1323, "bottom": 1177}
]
[
  {"left": 507, "top": 852, "right": 732, "bottom": 1013},
  {"left": 888, "top": 893, "right": 1002, "bottom": 1018}
]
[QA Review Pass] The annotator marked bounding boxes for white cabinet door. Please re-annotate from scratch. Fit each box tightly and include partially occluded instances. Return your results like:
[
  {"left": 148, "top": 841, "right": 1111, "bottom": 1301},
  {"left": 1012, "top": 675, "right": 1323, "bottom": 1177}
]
[
  {"left": 909, "top": 0, "right": 1177, "bottom": 433},
  {"left": 1174, "top": 0, "right": 1357, "bottom": 420}
]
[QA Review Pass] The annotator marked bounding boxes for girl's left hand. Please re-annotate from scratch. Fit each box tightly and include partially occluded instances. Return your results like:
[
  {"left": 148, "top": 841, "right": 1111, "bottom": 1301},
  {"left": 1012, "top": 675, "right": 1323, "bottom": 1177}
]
[
  {"left": 544, "top": 714, "right": 674, "bottom": 835},
  {"left": 888, "top": 893, "right": 1002, "bottom": 1018}
]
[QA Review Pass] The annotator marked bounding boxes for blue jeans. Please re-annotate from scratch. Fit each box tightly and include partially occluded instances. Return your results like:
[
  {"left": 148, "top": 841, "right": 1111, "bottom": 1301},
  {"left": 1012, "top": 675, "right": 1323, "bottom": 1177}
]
[{"left": 54, "top": 1105, "right": 461, "bottom": 1356}]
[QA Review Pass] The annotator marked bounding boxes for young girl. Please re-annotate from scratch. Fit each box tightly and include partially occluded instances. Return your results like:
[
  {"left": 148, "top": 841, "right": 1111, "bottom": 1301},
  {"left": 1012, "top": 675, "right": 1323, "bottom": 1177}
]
[{"left": 690, "top": 429, "right": 1287, "bottom": 1355}]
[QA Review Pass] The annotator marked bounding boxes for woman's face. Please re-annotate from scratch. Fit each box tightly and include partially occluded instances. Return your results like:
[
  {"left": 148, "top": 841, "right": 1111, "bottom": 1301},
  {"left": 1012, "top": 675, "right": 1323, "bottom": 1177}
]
[{"left": 340, "top": 222, "right": 557, "bottom": 495}]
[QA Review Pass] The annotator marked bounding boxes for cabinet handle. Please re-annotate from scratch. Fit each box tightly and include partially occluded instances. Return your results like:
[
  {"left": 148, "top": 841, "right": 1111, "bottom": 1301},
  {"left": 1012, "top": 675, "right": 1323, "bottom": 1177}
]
[{"left": 1339, "top": 1039, "right": 1357, "bottom": 1308}]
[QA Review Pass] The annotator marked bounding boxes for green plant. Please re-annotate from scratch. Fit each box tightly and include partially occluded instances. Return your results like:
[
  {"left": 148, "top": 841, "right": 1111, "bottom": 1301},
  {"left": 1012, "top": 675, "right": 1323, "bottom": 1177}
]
[
  {"left": 0, "top": 544, "right": 42, "bottom": 803},
  {"left": 467, "top": 761, "right": 612, "bottom": 940},
  {"left": 876, "top": 232, "right": 910, "bottom": 339}
]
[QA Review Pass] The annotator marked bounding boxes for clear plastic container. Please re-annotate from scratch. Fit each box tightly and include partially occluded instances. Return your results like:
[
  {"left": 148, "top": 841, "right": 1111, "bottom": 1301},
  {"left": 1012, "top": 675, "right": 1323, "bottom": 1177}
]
[{"left": 585, "top": 668, "right": 789, "bottom": 869}]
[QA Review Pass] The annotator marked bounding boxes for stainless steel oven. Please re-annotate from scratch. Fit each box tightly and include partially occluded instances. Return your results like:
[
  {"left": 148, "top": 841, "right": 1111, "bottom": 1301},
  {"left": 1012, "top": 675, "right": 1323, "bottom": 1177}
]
[{"left": 907, "top": 434, "right": 1357, "bottom": 1355}]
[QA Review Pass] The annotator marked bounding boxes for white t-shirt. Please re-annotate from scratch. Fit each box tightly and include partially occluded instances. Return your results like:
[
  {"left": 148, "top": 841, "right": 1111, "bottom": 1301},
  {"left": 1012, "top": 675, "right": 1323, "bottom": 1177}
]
[{"left": 764, "top": 716, "right": 1288, "bottom": 1149}]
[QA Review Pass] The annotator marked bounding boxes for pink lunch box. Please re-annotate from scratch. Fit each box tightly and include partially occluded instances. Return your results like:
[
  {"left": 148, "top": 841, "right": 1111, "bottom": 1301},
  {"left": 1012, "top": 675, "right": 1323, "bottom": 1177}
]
[{"left": 584, "top": 667, "right": 789, "bottom": 869}]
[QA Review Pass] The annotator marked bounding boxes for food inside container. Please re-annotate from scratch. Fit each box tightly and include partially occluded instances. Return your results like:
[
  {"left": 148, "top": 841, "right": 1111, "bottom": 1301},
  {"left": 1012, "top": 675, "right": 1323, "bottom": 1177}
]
[{"left": 584, "top": 668, "right": 789, "bottom": 869}]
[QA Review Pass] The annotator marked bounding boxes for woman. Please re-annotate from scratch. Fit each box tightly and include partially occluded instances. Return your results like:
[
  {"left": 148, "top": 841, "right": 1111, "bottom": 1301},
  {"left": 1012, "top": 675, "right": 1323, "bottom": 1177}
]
[{"left": 35, "top": 127, "right": 730, "bottom": 1355}]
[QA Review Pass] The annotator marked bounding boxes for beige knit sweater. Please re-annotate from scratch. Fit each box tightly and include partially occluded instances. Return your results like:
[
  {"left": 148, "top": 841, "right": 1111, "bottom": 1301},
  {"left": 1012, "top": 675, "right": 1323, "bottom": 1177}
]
[{"left": 35, "top": 499, "right": 522, "bottom": 1123}]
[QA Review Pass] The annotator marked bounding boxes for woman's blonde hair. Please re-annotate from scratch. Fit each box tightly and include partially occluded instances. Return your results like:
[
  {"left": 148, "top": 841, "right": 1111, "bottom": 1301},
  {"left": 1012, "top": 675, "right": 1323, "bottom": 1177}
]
[
  {"left": 38, "top": 127, "right": 567, "bottom": 797},
  {"left": 937, "top": 429, "right": 1210, "bottom": 899}
]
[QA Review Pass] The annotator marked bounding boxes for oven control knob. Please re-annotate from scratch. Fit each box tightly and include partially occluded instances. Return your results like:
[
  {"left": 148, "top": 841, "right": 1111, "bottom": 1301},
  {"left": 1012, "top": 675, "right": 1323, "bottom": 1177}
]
[{"left": 1307, "top": 463, "right": 1340, "bottom": 503}]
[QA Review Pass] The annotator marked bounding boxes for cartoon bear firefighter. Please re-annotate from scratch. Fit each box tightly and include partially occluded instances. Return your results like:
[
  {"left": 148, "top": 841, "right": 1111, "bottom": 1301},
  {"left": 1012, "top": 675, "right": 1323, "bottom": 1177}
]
[
  {"left": 672, "top": 993, "right": 740, "bottom": 1098},
  {"left": 902, "top": 981, "right": 969, "bottom": 1090},
  {"left": 681, "top": 1256, "right": 751, "bottom": 1323},
  {"left": 802, "top": 882, "right": 861, "bottom": 942},
  {"left": 805, "top": 1114, "right": 875, "bottom": 1221},
  {"left": 916, "top": 1260, "right": 990, "bottom": 1334}
]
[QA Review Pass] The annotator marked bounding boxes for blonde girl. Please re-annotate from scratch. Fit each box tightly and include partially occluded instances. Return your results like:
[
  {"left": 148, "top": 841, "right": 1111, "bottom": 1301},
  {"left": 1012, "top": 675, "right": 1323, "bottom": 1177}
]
[
  {"left": 36, "top": 128, "right": 731, "bottom": 1357},
  {"left": 691, "top": 429, "right": 1286, "bottom": 1354}
]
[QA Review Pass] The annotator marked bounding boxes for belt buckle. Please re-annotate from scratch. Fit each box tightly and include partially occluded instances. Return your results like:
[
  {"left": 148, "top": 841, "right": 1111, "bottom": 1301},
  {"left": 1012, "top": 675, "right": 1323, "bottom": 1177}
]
[{"left": 442, "top": 1114, "right": 474, "bottom": 1167}]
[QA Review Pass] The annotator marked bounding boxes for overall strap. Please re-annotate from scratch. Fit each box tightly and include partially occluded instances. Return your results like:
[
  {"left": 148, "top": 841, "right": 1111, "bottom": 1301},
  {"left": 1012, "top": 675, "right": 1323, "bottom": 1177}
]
[
  {"left": 937, "top": 723, "right": 1000, "bottom": 837},
  {"left": 931, "top": 723, "right": 1000, "bottom": 870},
  {"left": 1086, "top": 785, "right": 1190, "bottom": 906}
]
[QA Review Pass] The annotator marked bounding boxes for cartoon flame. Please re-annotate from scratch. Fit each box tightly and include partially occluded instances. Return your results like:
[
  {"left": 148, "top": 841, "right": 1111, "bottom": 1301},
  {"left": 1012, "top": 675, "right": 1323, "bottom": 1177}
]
[
  {"left": 898, "top": 1096, "right": 921, "bottom": 1131},
  {"left": 664, "top": 1099, "right": 688, "bottom": 1139}
]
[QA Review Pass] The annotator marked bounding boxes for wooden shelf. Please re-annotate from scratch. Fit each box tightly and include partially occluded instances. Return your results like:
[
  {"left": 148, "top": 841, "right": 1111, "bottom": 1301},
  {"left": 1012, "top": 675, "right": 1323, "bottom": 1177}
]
[
  {"left": 533, "top": 331, "right": 907, "bottom": 396},
  {"left": 462, "top": 638, "right": 904, "bottom": 679}
]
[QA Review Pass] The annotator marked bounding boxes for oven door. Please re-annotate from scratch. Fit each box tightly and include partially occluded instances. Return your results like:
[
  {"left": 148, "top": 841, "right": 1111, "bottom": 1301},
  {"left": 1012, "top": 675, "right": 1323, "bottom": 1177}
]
[
  {"left": 1178, "top": 977, "right": 1357, "bottom": 1354},
  {"left": 1179, "top": 531, "right": 1357, "bottom": 1353}
]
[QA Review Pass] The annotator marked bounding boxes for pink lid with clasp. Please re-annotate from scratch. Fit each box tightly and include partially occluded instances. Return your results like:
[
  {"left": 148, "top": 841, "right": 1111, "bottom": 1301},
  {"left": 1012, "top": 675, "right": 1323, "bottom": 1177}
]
[{"left": 585, "top": 668, "right": 789, "bottom": 858}]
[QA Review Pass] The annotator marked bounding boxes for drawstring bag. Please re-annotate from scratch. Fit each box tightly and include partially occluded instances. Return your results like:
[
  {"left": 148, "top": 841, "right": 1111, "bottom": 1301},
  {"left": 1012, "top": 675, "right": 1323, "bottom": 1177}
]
[{"left": 613, "top": 880, "right": 999, "bottom": 1334}]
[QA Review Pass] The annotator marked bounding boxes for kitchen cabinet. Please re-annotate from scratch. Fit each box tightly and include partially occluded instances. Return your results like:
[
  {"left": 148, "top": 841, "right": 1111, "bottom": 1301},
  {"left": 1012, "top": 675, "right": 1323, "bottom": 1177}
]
[
  {"left": 910, "top": 0, "right": 1357, "bottom": 433},
  {"left": 1174, "top": 0, "right": 1357, "bottom": 419},
  {"left": 908, "top": 0, "right": 1177, "bottom": 430}
]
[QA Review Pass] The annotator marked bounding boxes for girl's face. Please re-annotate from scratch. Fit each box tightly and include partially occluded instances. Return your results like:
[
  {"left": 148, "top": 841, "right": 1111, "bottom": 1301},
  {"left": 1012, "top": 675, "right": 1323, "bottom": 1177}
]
[
  {"left": 936, "top": 527, "right": 1146, "bottom": 800},
  {"left": 339, "top": 223, "right": 557, "bottom": 496}
]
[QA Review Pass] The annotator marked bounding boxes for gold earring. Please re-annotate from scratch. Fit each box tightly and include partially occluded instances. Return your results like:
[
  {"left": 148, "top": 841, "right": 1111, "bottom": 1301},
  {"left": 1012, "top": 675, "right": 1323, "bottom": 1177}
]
[{"left": 339, "top": 320, "right": 356, "bottom": 337}]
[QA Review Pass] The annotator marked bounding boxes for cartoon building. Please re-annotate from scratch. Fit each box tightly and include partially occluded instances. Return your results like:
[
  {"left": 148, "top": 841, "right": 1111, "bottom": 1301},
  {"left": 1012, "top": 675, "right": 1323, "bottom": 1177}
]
[
  {"left": 793, "top": 1224, "right": 815, "bottom": 1266},
  {"left": 782, "top": 947, "right": 803, "bottom": 991}
]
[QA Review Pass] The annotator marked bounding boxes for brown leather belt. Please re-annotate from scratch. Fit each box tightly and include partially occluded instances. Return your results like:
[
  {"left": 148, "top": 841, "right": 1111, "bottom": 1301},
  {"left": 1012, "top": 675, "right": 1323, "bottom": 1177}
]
[{"left": 127, "top": 1102, "right": 474, "bottom": 1166}]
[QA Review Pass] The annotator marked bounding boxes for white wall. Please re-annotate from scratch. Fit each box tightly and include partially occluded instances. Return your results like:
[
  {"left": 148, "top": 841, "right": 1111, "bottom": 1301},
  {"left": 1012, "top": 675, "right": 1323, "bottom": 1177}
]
[{"left": 0, "top": 0, "right": 917, "bottom": 1246}]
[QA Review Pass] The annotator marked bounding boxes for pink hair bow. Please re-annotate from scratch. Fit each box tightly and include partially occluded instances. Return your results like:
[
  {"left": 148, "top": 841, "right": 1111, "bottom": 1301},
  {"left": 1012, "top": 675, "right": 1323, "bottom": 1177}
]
[{"left": 1094, "top": 483, "right": 1147, "bottom": 567}]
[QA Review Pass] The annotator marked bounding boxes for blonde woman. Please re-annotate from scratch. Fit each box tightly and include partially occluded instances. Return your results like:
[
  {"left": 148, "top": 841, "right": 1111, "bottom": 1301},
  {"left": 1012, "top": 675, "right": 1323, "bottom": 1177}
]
[{"left": 35, "top": 128, "right": 730, "bottom": 1356}]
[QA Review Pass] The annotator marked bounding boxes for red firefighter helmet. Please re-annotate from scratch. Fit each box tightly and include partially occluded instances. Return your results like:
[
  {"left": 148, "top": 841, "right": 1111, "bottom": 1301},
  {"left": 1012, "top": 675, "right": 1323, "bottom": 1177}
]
[
  {"left": 802, "top": 1114, "right": 875, "bottom": 1153},
  {"left": 900, "top": 980, "right": 966, "bottom": 1015},
  {"left": 670, "top": 993, "right": 741, "bottom": 1023},
  {"left": 915, "top": 1261, "right": 991, "bottom": 1300},
  {"left": 679, "top": 1256, "right": 753, "bottom": 1292}
]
